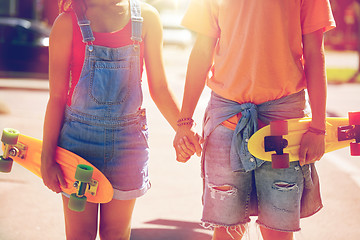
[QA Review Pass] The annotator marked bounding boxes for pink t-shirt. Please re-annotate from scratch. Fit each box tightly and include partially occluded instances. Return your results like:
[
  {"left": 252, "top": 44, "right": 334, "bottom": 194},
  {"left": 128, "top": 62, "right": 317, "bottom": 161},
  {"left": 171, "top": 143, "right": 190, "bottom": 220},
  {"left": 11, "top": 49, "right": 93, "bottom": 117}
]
[{"left": 67, "top": 10, "right": 144, "bottom": 106}]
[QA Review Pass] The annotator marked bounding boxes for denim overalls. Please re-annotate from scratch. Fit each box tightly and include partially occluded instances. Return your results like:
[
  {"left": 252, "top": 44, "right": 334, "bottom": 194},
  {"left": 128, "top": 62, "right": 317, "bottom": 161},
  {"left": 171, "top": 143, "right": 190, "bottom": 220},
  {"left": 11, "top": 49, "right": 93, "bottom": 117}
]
[{"left": 58, "top": 0, "right": 150, "bottom": 200}]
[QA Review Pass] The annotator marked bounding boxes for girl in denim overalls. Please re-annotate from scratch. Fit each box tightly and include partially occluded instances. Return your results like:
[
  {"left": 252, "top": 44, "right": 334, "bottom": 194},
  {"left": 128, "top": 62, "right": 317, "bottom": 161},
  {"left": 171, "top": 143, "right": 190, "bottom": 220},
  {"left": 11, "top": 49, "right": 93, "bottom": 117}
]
[{"left": 41, "top": 0, "right": 185, "bottom": 239}]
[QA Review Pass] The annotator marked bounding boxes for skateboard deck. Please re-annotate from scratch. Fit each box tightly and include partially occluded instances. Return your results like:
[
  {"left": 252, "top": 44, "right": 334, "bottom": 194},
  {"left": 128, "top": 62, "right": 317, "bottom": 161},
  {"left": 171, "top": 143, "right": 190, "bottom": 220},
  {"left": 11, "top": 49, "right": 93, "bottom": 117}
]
[
  {"left": 1, "top": 129, "right": 113, "bottom": 210},
  {"left": 248, "top": 113, "right": 360, "bottom": 168}
]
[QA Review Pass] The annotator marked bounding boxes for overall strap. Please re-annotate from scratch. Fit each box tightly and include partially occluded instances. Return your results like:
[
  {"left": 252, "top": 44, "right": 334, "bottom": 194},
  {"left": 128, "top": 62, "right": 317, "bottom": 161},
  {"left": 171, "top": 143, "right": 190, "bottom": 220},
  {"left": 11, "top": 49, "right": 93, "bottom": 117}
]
[
  {"left": 73, "top": 2, "right": 95, "bottom": 43},
  {"left": 130, "top": 0, "right": 143, "bottom": 43}
]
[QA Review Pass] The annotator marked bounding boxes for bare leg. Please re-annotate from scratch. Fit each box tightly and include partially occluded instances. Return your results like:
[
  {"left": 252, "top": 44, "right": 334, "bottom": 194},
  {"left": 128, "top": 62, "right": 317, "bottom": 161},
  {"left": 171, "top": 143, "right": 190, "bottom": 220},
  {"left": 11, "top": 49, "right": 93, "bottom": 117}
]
[
  {"left": 99, "top": 199, "right": 136, "bottom": 240},
  {"left": 62, "top": 195, "right": 99, "bottom": 240},
  {"left": 260, "top": 226, "right": 293, "bottom": 240}
]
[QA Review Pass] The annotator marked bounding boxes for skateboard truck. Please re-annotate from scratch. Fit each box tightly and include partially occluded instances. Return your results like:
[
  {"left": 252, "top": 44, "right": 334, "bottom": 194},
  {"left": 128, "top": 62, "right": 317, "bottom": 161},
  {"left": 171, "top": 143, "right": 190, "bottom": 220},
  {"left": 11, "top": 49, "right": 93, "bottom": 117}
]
[
  {"left": 264, "top": 136, "right": 289, "bottom": 155},
  {"left": 264, "top": 135, "right": 290, "bottom": 169},
  {"left": 68, "top": 164, "right": 96, "bottom": 212},
  {"left": 3, "top": 142, "right": 27, "bottom": 160},
  {"left": 338, "top": 125, "right": 360, "bottom": 143},
  {"left": 1, "top": 142, "right": 29, "bottom": 173},
  {"left": 1, "top": 128, "right": 25, "bottom": 173},
  {"left": 338, "top": 114, "right": 360, "bottom": 156},
  {"left": 264, "top": 120, "right": 291, "bottom": 169},
  {"left": 73, "top": 179, "right": 99, "bottom": 196}
]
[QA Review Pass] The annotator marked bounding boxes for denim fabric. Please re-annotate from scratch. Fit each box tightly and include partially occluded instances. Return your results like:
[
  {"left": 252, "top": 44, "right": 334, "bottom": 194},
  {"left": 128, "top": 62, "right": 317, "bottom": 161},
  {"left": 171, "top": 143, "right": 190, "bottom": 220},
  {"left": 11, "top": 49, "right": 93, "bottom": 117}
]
[
  {"left": 59, "top": 109, "right": 150, "bottom": 200},
  {"left": 203, "top": 90, "right": 308, "bottom": 172},
  {"left": 200, "top": 90, "right": 323, "bottom": 230},
  {"left": 59, "top": 0, "right": 150, "bottom": 200},
  {"left": 202, "top": 124, "right": 304, "bottom": 232},
  {"left": 70, "top": 43, "right": 143, "bottom": 117}
]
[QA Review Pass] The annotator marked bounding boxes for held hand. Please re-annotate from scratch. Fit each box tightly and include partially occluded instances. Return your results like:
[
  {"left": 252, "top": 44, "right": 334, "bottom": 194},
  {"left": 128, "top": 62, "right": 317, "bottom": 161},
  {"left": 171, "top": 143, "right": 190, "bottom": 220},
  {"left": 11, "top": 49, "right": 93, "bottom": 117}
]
[
  {"left": 173, "top": 126, "right": 203, "bottom": 163},
  {"left": 40, "top": 159, "right": 67, "bottom": 194},
  {"left": 299, "top": 131, "right": 326, "bottom": 166}
]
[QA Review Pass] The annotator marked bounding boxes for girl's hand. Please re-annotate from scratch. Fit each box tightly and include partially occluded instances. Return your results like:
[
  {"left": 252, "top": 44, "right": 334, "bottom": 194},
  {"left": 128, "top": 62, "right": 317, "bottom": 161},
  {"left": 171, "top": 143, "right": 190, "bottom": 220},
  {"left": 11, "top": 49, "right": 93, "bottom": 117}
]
[
  {"left": 299, "top": 131, "right": 326, "bottom": 166},
  {"left": 41, "top": 159, "right": 67, "bottom": 193},
  {"left": 173, "top": 126, "right": 202, "bottom": 163}
]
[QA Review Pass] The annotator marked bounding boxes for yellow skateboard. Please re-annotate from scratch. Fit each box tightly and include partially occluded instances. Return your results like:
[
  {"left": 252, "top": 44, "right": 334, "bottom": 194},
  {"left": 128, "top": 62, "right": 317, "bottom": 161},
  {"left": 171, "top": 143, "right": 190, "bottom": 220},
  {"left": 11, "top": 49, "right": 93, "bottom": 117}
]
[
  {"left": 0, "top": 128, "right": 114, "bottom": 212},
  {"left": 248, "top": 112, "right": 360, "bottom": 168}
]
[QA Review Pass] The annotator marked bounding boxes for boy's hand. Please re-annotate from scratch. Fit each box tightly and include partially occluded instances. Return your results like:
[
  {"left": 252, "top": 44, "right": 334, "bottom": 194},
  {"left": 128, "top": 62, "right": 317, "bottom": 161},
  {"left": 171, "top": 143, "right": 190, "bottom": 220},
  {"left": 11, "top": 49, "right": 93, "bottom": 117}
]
[{"left": 299, "top": 131, "right": 325, "bottom": 166}]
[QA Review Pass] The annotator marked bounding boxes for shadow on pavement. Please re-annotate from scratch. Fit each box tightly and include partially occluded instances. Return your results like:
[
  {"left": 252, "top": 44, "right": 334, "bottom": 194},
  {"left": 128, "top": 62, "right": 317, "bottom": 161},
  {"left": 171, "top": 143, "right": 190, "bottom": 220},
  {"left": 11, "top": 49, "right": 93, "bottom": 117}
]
[{"left": 131, "top": 219, "right": 212, "bottom": 240}]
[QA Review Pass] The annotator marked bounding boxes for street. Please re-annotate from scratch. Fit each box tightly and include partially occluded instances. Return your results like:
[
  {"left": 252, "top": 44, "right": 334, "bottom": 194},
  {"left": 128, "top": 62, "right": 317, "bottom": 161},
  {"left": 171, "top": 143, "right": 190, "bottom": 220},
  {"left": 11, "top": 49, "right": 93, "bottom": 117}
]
[{"left": 0, "top": 47, "right": 360, "bottom": 240}]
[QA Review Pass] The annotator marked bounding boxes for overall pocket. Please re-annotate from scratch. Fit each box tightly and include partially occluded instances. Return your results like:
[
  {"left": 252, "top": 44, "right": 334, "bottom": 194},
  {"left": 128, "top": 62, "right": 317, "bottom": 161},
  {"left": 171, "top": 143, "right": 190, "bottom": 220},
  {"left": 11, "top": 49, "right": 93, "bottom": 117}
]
[{"left": 90, "top": 59, "right": 131, "bottom": 105}]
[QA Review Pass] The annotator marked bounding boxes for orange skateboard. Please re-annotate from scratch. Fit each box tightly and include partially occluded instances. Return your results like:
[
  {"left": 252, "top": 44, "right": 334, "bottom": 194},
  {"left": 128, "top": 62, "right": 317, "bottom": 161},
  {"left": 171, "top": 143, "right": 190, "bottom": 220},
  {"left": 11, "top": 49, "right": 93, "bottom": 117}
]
[
  {"left": 0, "top": 128, "right": 113, "bottom": 212},
  {"left": 248, "top": 112, "right": 360, "bottom": 169}
]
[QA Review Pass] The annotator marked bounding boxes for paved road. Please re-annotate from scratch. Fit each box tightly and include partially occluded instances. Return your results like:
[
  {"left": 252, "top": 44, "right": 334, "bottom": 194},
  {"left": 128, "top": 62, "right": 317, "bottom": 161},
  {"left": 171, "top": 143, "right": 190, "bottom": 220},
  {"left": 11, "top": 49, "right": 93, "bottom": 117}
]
[{"left": 0, "top": 48, "right": 360, "bottom": 240}]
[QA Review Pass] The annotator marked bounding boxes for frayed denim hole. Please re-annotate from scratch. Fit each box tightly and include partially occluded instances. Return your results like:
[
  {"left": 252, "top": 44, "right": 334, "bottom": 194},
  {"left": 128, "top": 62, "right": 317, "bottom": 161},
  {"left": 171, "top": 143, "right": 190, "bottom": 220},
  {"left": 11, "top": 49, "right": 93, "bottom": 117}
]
[
  {"left": 208, "top": 183, "right": 237, "bottom": 200},
  {"left": 272, "top": 181, "right": 298, "bottom": 192}
]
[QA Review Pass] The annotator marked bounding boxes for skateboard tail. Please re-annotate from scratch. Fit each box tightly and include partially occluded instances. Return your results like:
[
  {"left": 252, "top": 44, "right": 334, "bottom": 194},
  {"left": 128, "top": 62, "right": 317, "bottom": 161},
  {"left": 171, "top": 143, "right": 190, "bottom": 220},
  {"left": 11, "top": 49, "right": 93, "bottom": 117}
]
[
  {"left": 5, "top": 134, "right": 43, "bottom": 178},
  {"left": 2, "top": 133, "right": 113, "bottom": 204}
]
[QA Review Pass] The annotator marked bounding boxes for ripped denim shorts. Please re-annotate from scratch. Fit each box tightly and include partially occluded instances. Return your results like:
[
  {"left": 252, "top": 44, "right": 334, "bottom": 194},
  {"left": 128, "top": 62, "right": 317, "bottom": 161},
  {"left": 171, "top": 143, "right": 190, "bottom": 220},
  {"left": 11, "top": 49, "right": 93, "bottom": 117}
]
[{"left": 202, "top": 124, "right": 304, "bottom": 233}]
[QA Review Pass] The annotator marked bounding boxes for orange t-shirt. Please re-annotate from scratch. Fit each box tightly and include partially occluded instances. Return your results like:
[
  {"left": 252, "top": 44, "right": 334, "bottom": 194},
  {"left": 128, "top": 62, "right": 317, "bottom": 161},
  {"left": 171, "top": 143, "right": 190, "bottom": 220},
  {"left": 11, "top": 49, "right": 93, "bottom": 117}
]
[{"left": 182, "top": 0, "right": 335, "bottom": 129}]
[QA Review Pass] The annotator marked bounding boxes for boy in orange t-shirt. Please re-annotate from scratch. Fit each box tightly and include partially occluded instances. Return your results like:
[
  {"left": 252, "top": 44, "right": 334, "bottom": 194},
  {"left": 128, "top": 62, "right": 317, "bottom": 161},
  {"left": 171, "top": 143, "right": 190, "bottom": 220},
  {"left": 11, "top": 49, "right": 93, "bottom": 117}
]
[{"left": 174, "top": 0, "right": 335, "bottom": 239}]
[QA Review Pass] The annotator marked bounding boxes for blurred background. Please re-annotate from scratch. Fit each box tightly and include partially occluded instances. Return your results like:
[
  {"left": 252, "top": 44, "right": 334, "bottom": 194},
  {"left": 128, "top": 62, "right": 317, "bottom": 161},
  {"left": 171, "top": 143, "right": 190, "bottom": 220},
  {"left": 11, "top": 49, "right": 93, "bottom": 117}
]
[
  {"left": 0, "top": 0, "right": 359, "bottom": 82},
  {"left": 0, "top": 0, "right": 194, "bottom": 78},
  {"left": 1, "top": 1, "right": 360, "bottom": 240}
]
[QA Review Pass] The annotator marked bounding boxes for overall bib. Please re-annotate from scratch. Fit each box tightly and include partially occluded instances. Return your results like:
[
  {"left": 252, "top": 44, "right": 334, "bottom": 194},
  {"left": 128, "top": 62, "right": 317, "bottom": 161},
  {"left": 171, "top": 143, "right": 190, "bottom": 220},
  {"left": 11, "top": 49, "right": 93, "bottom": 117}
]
[{"left": 58, "top": 0, "right": 150, "bottom": 200}]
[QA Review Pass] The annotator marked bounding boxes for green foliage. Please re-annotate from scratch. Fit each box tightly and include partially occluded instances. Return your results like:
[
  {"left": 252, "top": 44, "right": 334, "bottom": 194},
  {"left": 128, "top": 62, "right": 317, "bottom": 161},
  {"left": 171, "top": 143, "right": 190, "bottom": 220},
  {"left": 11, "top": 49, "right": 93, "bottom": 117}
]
[{"left": 327, "top": 68, "right": 360, "bottom": 83}]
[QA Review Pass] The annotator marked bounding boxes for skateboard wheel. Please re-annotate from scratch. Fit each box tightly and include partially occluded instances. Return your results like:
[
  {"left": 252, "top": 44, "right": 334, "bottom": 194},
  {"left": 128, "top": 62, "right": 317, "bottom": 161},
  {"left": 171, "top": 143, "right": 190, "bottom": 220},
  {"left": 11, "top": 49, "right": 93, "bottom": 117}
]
[
  {"left": 68, "top": 193, "right": 87, "bottom": 212},
  {"left": 349, "top": 112, "right": 360, "bottom": 125},
  {"left": 271, "top": 153, "right": 290, "bottom": 169},
  {"left": 75, "top": 164, "right": 94, "bottom": 183},
  {"left": 0, "top": 156, "right": 13, "bottom": 173},
  {"left": 350, "top": 142, "right": 360, "bottom": 156},
  {"left": 270, "top": 121, "right": 288, "bottom": 136},
  {"left": 1, "top": 128, "right": 20, "bottom": 145}
]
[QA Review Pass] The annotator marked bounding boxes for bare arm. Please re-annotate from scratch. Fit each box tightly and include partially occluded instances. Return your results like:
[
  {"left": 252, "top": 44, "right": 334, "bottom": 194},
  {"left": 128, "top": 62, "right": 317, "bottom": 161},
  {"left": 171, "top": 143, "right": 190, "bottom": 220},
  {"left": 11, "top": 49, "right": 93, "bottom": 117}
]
[
  {"left": 142, "top": 5, "right": 181, "bottom": 131},
  {"left": 142, "top": 4, "right": 197, "bottom": 161},
  {"left": 299, "top": 29, "right": 327, "bottom": 165},
  {"left": 173, "top": 33, "right": 218, "bottom": 162},
  {"left": 41, "top": 13, "right": 72, "bottom": 193}
]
